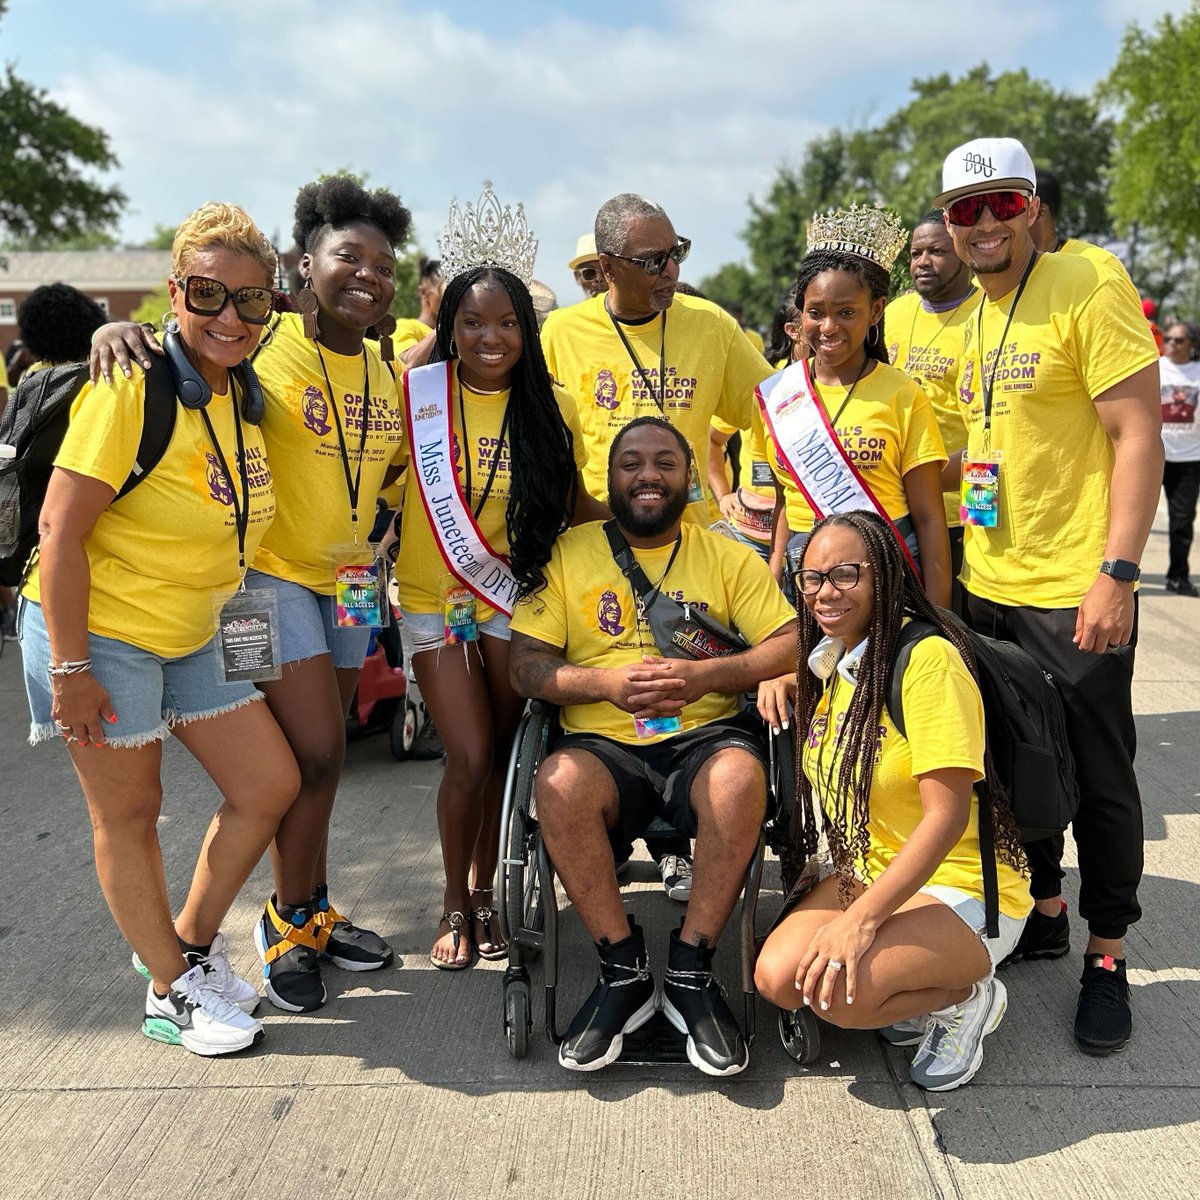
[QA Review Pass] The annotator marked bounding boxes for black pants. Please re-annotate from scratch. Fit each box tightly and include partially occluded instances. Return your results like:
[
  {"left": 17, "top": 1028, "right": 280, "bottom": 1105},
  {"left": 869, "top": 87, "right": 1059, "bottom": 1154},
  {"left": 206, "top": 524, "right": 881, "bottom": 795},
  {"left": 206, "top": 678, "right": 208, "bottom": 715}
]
[
  {"left": 963, "top": 591, "right": 1142, "bottom": 939},
  {"left": 1163, "top": 460, "right": 1200, "bottom": 582}
]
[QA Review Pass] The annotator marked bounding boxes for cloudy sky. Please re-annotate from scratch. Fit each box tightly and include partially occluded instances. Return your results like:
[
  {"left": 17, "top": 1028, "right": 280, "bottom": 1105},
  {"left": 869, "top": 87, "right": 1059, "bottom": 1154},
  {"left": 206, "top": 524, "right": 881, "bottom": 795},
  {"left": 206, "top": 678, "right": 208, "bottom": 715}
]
[{"left": 3, "top": 0, "right": 1189, "bottom": 303}]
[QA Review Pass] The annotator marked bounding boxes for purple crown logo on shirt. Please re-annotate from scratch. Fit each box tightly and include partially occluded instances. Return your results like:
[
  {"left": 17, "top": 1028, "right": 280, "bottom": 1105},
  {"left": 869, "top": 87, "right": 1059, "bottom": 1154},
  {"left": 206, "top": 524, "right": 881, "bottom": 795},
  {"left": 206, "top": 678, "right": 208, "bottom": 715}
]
[
  {"left": 301, "top": 384, "right": 332, "bottom": 436},
  {"left": 597, "top": 590, "right": 625, "bottom": 637},
  {"left": 958, "top": 358, "right": 975, "bottom": 406},
  {"left": 205, "top": 452, "right": 234, "bottom": 506},
  {"left": 594, "top": 369, "right": 619, "bottom": 410}
]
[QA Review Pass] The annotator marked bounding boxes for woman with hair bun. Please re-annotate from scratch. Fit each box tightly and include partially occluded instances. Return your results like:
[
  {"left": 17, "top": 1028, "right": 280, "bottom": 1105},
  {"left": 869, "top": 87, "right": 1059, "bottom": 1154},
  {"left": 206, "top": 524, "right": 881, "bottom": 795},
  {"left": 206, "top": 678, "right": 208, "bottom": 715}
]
[
  {"left": 392, "top": 186, "right": 605, "bottom": 969},
  {"left": 21, "top": 202, "right": 298, "bottom": 1055},
  {"left": 93, "top": 176, "right": 414, "bottom": 1014}
]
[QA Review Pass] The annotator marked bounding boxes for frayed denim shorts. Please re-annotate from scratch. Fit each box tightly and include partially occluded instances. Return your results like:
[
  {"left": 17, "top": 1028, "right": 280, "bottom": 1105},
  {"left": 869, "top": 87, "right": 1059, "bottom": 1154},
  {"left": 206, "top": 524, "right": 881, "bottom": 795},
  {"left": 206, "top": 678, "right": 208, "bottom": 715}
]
[
  {"left": 18, "top": 599, "right": 262, "bottom": 748},
  {"left": 920, "top": 883, "right": 1029, "bottom": 980},
  {"left": 400, "top": 607, "right": 511, "bottom": 657},
  {"left": 242, "top": 567, "right": 371, "bottom": 670}
]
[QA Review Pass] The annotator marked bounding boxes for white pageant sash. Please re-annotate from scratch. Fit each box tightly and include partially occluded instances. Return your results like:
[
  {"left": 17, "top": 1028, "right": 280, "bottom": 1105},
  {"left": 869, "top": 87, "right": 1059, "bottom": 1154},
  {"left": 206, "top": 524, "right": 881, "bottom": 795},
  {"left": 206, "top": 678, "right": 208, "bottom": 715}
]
[
  {"left": 403, "top": 361, "right": 520, "bottom": 616},
  {"left": 756, "top": 358, "right": 921, "bottom": 575}
]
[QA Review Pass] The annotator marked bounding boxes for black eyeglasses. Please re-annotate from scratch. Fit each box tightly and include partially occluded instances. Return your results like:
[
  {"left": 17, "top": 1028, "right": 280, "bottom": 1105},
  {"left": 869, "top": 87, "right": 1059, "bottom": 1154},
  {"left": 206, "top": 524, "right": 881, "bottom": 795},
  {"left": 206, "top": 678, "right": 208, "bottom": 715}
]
[
  {"left": 604, "top": 238, "right": 691, "bottom": 276},
  {"left": 1164, "top": 335, "right": 1192, "bottom": 345},
  {"left": 795, "top": 561, "right": 871, "bottom": 595},
  {"left": 574, "top": 265, "right": 602, "bottom": 282},
  {"left": 180, "top": 276, "right": 274, "bottom": 325}
]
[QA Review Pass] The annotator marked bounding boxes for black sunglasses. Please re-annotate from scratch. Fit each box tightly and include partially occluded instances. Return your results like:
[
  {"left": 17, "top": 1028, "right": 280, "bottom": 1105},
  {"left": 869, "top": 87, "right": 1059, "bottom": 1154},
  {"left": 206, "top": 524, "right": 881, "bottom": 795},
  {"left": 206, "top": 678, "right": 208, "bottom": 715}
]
[
  {"left": 180, "top": 275, "right": 274, "bottom": 325},
  {"left": 605, "top": 238, "right": 691, "bottom": 276},
  {"left": 574, "top": 265, "right": 602, "bottom": 282}
]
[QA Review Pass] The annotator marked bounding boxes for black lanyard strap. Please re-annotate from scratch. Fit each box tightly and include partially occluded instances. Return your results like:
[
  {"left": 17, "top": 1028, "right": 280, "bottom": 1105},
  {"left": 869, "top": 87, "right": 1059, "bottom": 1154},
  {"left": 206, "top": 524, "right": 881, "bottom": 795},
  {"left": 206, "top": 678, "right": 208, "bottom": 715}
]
[
  {"left": 198, "top": 384, "right": 251, "bottom": 576},
  {"left": 315, "top": 343, "right": 371, "bottom": 537},
  {"left": 457, "top": 374, "right": 513, "bottom": 520},
  {"left": 607, "top": 304, "right": 667, "bottom": 412},
  {"left": 808, "top": 352, "right": 870, "bottom": 431},
  {"left": 978, "top": 251, "right": 1039, "bottom": 438}
]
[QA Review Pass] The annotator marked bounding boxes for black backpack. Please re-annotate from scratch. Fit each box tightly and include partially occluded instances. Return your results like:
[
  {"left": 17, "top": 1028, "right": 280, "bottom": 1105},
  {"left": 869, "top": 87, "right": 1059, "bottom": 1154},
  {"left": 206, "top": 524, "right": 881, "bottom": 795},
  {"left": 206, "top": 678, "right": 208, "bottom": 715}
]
[
  {"left": 0, "top": 358, "right": 178, "bottom": 586},
  {"left": 885, "top": 612, "right": 1080, "bottom": 936}
]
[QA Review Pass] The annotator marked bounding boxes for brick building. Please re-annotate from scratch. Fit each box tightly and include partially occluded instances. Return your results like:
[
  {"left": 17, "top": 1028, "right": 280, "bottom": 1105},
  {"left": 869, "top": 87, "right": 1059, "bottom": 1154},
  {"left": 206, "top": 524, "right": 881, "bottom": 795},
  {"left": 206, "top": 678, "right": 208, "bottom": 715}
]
[{"left": 0, "top": 250, "right": 172, "bottom": 359}]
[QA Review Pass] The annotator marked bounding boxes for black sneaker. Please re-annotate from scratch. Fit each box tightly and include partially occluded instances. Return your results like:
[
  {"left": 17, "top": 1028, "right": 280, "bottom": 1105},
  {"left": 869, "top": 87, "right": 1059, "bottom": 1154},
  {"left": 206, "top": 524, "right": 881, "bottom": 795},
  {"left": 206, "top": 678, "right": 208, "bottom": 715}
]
[
  {"left": 1165, "top": 576, "right": 1199, "bottom": 597},
  {"left": 558, "top": 923, "right": 656, "bottom": 1071},
  {"left": 1074, "top": 954, "right": 1131, "bottom": 1055},
  {"left": 661, "top": 928, "right": 749, "bottom": 1077},
  {"left": 253, "top": 895, "right": 327, "bottom": 1013},
  {"left": 311, "top": 885, "right": 394, "bottom": 971},
  {"left": 1000, "top": 902, "right": 1070, "bottom": 967},
  {"left": 409, "top": 717, "right": 445, "bottom": 761}
]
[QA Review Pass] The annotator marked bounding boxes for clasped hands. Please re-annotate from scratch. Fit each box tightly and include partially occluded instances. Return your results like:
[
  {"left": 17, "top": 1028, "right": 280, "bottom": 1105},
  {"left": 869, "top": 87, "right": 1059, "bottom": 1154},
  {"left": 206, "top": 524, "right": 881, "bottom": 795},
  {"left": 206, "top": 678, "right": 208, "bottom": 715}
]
[{"left": 605, "top": 654, "right": 709, "bottom": 717}]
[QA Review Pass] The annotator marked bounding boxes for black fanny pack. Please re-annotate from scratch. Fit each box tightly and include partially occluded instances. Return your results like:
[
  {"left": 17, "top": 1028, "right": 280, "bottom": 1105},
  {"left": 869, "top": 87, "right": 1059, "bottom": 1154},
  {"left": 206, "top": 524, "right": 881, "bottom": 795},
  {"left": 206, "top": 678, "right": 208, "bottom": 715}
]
[{"left": 603, "top": 520, "right": 748, "bottom": 661}]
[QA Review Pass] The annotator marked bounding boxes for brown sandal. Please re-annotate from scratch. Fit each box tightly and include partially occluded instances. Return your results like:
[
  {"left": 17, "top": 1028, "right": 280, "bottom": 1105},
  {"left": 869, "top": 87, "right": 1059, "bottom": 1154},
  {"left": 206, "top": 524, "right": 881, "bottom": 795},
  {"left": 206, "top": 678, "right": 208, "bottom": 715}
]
[
  {"left": 430, "top": 910, "right": 474, "bottom": 971},
  {"left": 471, "top": 891, "right": 507, "bottom": 960}
]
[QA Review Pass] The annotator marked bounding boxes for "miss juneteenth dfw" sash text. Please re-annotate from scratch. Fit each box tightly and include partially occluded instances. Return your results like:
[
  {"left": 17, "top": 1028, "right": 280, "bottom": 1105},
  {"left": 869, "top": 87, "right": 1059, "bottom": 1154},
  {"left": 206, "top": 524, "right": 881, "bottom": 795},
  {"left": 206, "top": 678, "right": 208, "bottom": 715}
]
[{"left": 403, "top": 361, "right": 520, "bottom": 615}]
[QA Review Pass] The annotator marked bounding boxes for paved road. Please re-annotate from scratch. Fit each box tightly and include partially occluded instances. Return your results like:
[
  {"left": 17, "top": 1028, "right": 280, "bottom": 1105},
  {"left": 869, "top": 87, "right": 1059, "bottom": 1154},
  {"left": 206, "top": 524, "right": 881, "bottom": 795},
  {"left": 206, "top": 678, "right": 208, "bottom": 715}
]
[{"left": 2, "top": 505, "right": 1198, "bottom": 1199}]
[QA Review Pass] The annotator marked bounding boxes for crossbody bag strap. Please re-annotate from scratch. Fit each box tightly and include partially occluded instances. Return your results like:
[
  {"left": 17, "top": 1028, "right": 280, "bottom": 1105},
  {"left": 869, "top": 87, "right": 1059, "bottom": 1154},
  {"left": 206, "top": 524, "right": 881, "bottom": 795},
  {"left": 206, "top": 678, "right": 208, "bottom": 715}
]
[{"left": 603, "top": 519, "right": 683, "bottom": 657}]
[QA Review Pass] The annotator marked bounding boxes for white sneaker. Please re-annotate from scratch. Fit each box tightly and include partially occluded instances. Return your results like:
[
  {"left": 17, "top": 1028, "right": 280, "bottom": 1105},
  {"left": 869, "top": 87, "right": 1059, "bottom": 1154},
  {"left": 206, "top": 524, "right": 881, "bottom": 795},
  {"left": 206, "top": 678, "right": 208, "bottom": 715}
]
[
  {"left": 660, "top": 854, "right": 693, "bottom": 902},
  {"left": 142, "top": 964, "right": 264, "bottom": 1056},
  {"left": 132, "top": 931, "right": 261, "bottom": 1015},
  {"left": 878, "top": 1014, "right": 929, "bottom": 1047},
  {"left": 909, "top": 978, "right": 1007, "bottom": 1091}
]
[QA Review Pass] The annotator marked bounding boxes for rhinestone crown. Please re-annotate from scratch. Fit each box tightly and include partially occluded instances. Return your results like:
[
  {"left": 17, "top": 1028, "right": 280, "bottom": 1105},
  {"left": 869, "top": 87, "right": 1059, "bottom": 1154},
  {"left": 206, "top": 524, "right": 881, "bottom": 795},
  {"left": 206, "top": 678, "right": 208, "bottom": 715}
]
[
  {"left": 439, "top": 180, "right": 538, "bottom": 287},
  {"left": 806, "top": 204, "right": 908, "bottom": 271}
]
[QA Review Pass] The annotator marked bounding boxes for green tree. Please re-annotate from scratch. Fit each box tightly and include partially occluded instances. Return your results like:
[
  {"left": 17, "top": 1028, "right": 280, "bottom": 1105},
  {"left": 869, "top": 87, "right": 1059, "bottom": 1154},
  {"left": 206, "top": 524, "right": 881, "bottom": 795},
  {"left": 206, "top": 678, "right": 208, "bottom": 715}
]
[
  {"left": 702, "top": 65, "right": 1112, "bottom": 323},
  {"left": 1101, "top": 3, "right": 1200, "bottom": 312},
  {"left": 0, "top": 2, "right": 126, "bottom": 244}
]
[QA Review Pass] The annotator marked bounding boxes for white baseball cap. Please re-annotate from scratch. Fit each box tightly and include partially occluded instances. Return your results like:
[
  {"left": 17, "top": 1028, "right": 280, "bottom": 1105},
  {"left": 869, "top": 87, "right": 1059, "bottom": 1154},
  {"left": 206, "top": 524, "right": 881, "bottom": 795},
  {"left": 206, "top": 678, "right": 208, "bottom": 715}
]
[{"left": 934, "top": 137, "right": 1037, "bottom": 208}]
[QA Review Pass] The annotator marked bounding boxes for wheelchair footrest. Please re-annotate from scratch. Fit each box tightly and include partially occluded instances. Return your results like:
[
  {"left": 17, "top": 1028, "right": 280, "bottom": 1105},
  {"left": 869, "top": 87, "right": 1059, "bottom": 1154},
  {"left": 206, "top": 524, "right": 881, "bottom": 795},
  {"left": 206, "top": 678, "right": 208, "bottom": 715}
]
[{"left": 614, "top": 1011, "right": 690, "bottom": 1065}]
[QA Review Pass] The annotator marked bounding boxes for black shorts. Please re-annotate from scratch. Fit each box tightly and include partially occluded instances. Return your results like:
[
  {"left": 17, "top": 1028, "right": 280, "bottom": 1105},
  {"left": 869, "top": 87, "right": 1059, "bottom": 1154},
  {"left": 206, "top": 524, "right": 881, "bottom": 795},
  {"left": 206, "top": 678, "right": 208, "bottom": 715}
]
[{"left": 552, "top": 708, "right": 769, "bottom": 850}]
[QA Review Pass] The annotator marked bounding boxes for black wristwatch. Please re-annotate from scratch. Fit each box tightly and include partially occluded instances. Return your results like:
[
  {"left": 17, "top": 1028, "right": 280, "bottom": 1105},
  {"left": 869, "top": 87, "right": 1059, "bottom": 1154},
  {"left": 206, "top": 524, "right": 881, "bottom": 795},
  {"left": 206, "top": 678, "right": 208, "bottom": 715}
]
[{"left": 1100, "top": 559, "right": 1140, "bottom": 583}]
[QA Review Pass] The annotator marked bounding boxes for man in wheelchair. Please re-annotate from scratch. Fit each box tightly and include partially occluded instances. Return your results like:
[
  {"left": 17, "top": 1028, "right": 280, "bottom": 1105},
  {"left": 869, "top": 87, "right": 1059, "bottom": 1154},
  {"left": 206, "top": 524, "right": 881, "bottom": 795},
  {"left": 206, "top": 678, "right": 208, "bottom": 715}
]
[{"left": 509, "top": 417, "right": 795, "bottom": 1075}]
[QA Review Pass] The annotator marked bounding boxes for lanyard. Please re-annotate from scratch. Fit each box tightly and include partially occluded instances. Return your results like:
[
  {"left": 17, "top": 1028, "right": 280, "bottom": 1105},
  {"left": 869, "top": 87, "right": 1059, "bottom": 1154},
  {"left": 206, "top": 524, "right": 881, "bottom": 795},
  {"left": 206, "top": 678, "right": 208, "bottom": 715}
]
[
  {"left": 198, "top": 386, "right": 251, "bottom": 580},
  {"left": 315, "top": 343, "right": 371, "bottom": 542},
  {"left": 607, "top": 303, "right": 667, "bottom": 412},
  {"left": 904, "top": 286, "right": 978, "bottom": 373},
  {"left": 808, "top": 352, "right": 869, "bottom": 430},
  {"left": 457, "top": 375, "right": 512, "bottom": 520},
  {"left": 978, "top": 251, "right": 1038, "bottom": 446}
]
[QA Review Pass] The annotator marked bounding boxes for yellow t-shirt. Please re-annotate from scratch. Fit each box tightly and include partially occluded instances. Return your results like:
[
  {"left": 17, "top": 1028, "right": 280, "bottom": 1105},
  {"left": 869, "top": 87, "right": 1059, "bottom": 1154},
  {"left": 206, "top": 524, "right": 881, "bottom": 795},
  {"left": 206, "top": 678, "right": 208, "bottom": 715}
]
[
  {"left": 957, "top": 252, "right": 1160, "bottom": 608},
  {"left": 887, "top": 288, "right": 980, "bottom": 527},
  {"left": 511, "top": 522, "right": 794, "bottom": 744},
  {"left": 23, "top": 370, "right": 275, "bottom": 657},
  {"left": 803, "top": 634, "right": 1030, "bottom": 919},
  {"left": 394, "top": 377, "right": 587, "bottom": 622},
  {"left": 394, "top": 317, "right": 433, "bottom": 355},
  {"left": 250, "top": 312, "right": 405, "bottom": 592},
  {"left": 758, "top": 361, "right": 947, "bottom": 535},
  {"left": 540, "top": 293, "right": 772, "bottom": 521},
  {"left": 742, "top": 327, "right": 765, "bottom": 355},
  {"left": 711, "top": 415, "right": 776, "bottom": 501}
]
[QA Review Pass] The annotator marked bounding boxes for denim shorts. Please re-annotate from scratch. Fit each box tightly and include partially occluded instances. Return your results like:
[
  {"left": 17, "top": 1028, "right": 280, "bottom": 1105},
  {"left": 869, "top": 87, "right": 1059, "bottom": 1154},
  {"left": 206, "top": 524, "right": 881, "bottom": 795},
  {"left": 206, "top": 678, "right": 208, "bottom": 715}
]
[
  {"left": 18, "top": 599, "right": 262, "bottom": 748},
  {"left": 920, "top": 883, "right": 1028, "bottom": 979},
  {"left": 242, "top": 567, "right": 371, "bottom": 670},
  {"left": 400, "top": 607, "right": 511, "bottom": 657}
]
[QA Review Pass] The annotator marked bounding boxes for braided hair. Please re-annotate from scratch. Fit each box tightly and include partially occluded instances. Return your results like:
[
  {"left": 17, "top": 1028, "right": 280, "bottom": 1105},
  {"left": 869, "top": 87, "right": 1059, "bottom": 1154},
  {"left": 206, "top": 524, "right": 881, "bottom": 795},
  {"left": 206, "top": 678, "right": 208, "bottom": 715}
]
[
  {"left": 430, "top": 267, "right": 578, "bottom": 599},
  {"left": 789, "top": 510, "right": 1026, "bottom": 900},
  {"left": 763, "top": 285, "right": 802, "bottom": 366},
  {"left": 793, "top": 249, "right": 891, "bottom": 366}
]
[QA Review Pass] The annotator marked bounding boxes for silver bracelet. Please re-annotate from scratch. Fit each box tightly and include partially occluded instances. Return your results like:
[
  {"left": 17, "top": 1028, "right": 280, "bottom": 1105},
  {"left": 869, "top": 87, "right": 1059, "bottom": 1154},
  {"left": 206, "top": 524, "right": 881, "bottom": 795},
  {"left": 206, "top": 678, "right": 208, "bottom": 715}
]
[{"left": 48, "top": 659, "right": 92, "bottom": 677}]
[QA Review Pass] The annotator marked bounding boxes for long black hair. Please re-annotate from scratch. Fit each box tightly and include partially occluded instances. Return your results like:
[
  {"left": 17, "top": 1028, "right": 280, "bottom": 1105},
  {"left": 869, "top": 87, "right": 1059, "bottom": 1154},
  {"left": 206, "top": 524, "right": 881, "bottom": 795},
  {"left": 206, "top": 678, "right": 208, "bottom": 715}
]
[
  {"left": 430, "top": 266, "right": 578, "bottom": 599},
  {"left": 763, "top": 285, "right": 801, "bottom": 367},
  {"left": 787, "top": 510, "right": 1026, "bottom": 898},
  {"left": 793, "top": 249, "right": 891, "bottom": 366}
]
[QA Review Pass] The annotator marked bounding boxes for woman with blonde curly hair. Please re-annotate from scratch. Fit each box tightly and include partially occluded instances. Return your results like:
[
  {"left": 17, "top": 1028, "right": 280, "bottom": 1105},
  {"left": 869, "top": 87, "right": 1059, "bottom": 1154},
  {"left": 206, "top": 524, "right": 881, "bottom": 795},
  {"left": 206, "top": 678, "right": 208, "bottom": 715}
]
[{"left": 18, "top": 202, "right": 300, "bottom": 1056}]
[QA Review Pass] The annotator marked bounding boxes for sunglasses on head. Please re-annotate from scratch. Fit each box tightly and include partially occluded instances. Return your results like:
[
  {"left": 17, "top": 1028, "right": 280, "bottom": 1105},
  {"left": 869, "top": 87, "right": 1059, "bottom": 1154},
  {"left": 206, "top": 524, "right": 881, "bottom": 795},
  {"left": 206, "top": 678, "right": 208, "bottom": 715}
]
[
  {"left": 605, "top": 238, "right": 691, "bottom": 276},
  {"left": 574, "top": 265, "right": 602, "bottom": 282},
  {"left": 945, "top": 191, "right": 1031, "bottom": 227},
  {"left": 180, "top": 275, "right": 274, "bottom": 325}
]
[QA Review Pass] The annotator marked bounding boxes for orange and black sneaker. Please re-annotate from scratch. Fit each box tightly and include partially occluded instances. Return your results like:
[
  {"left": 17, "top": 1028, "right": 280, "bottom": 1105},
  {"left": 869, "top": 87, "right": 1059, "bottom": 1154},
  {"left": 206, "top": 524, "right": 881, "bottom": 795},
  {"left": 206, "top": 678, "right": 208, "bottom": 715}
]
[
  {"left": 253, "top": 894, "right": 326, "bottom": 1013},
  {"left": 311, "top": 884, "right": 394, "bottom": 972}
]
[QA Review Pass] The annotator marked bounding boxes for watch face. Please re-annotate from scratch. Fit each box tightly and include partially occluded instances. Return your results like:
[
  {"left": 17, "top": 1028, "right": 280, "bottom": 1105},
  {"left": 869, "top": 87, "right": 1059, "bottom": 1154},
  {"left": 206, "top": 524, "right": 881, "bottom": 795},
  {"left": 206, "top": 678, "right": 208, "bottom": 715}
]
[{"left": 1104, "top": 560, "right": 1138, "bottom": 582}]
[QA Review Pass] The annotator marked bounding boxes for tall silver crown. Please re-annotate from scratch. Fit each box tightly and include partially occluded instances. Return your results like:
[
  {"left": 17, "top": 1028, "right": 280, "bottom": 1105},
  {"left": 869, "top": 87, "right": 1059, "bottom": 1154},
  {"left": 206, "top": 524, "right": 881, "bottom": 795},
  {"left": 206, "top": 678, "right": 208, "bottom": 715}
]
[
  {"left": 806, "top": 204, "right": 908, "bottom": 271},
  {"left": 439, "top": 181, "right": 538, "bottom": 287}
]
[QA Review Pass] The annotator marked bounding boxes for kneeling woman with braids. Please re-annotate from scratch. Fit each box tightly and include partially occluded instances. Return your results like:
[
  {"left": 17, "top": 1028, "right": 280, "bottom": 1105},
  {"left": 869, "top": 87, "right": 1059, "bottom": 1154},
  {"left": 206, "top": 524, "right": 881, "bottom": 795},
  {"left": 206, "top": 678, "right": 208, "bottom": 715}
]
[
  {"left": 755, "top": 510, "right": 1030, "bottom": 1091},
  {"left": 393, "top": 190, "right": 605, "bottom": 968}
]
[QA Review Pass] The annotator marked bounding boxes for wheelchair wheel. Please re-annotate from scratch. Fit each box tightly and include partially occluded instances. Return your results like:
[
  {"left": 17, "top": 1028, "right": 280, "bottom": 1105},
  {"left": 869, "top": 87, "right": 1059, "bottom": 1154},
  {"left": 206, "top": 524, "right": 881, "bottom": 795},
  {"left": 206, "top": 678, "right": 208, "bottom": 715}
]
[
  {"left": 504, "top": 708, "right": 552, "bottom": 956},
  {"left": 504, "top": 977, "right": 532, "bottom": 1059},
  {"left": 778, "top": 1006, "right": 821, "bottom": 1065}
]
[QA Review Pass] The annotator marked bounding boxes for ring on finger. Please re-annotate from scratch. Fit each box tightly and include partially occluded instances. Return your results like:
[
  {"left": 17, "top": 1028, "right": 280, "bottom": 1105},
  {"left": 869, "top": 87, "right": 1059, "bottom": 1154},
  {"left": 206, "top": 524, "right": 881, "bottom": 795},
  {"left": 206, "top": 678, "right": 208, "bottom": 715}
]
[{"left": 828, "top": 959, "right": 843, "bottom": 971}]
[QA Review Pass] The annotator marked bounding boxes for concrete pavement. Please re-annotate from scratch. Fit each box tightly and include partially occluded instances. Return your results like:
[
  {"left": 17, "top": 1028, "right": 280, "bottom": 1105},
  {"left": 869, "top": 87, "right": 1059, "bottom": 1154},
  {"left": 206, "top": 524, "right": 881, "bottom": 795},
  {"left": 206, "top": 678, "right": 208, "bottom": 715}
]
[{"left": 2, "top": 502, "right": 1199, "bottom": 1199}]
